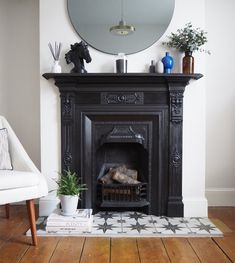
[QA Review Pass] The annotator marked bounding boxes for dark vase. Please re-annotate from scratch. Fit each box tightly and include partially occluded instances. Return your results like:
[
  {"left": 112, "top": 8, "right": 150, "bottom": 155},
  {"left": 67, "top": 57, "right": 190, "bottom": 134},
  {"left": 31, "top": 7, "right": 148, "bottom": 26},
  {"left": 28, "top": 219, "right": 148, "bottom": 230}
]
[
  {"left": 183, "top": 51, "right": 194, "bottom": 74},
  {"left": 161, "top": 52, "right": 174, "bottom": 73}
]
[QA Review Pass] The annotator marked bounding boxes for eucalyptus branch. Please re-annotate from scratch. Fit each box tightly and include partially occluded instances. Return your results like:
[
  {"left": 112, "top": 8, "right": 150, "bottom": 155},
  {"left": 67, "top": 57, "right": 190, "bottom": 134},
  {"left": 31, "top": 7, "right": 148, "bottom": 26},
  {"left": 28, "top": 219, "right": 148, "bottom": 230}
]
[{"left": 162, "top": 23, "right": 210, "bottom": 54}]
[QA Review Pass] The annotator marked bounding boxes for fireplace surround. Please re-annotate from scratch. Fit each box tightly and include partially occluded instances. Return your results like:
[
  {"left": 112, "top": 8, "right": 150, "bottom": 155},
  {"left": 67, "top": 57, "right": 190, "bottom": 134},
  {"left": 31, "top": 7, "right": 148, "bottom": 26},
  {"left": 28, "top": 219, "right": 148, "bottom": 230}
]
[{"left": 43, "top": 73, "right": 202, "bottom": 216}]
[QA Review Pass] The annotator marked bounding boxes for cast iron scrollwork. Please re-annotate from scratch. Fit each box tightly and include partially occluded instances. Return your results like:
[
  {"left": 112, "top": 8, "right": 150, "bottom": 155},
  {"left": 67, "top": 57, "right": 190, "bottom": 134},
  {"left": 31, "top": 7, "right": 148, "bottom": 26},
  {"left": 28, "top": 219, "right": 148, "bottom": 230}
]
[
  {"left": 63, "top": 151, "right": 73, "bottom": 168},
  {"left": 100, "top": 125, "right": 145, "bottom": 146},
  {"left": 170, "top": 148, "right": 182, "bottom": 168},
  {"left": 169, "top": 91, "right": 184, "bottom": 124},
  {"left": 61, "top": 94, "right": 73, "bottom": 120}
]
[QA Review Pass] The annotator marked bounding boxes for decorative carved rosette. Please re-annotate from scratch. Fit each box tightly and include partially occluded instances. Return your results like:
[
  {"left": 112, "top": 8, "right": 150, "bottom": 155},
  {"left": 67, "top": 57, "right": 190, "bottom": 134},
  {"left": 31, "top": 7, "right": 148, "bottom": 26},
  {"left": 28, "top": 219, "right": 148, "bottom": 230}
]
[
  {"left": 101, "top": 92, "right": 144, "bottom": 105},
  {"left": 170, "top": 148, "right": 182, "bottom": 168}
]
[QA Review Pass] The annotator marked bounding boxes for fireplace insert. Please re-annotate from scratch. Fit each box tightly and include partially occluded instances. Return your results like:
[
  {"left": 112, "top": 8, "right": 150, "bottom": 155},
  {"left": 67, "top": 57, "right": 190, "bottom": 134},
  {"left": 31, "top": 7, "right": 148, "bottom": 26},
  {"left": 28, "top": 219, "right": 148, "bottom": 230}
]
[{"left": 97, "top": 163, "right": 149, "bottom": 212}]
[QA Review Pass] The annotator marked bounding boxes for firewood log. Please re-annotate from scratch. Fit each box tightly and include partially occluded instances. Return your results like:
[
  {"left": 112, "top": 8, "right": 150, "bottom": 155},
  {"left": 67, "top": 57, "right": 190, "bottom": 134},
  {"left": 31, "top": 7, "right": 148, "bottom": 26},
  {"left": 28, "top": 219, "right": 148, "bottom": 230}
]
[
  {"left": 99, "top": 169, "right": 114, "bottom": 184},
  {"left": 115, "top": 165, "right": 138, "bottom": 180},
  {"left": 126, "top": 169, "right": 138, "bottom": 180},
  {"left": 111, "top": 170, "right": 140, "bottom": 184},
  {"left": 99, "top": 165, "right": 139, "bottom": 184}
]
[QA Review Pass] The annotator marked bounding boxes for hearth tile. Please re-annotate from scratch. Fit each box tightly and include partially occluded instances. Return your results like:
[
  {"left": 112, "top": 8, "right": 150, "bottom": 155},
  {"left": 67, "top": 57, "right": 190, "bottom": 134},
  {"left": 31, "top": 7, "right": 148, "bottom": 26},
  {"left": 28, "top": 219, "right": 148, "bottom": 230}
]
[
  {"left": 187, "top": 220, "right": 222, "bottom": 235},
  {"left": 150, "top": 216, "right": 169, "bottom": 225},
  {"left": 122, "top": 222, "right": 156, "bottom": 235},
  {"left": 155, "top": 222, "right": 191, "bottom": 235},
  {"left": 122, "top": 211, "right": 148, "bottom": 221},
  {"left": 198, "top": 218, "right": 217, "bottom": 225},
  {"left": 167, "top": 218, "right": 188, "bottom": 228},
  {"left": 138, "top": 218, "right": 155, "bottom": 225},
  {"left": 94, "top": 212, "right": 119, "bottom": 221},
  {"left": 121, "top": 220, "right": 142, "bottom": 225},
  {"left": 92, "top": 221, "right": 121, "bottom": 234}
]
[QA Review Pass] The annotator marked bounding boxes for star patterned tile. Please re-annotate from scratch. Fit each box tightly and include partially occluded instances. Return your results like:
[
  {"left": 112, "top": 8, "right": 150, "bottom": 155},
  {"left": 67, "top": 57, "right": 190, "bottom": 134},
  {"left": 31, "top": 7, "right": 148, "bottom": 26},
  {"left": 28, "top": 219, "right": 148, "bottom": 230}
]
[{"left": 27, "top": 211, "right": 223, "bottom": 237}]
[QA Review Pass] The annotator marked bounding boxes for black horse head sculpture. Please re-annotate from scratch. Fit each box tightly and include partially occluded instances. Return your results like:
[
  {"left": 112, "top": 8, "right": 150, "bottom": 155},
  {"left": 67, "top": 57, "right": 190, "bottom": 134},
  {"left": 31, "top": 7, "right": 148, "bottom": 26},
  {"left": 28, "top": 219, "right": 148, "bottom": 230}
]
[{"left": 65, "top": 41, "right": 92, "bottom": 73}]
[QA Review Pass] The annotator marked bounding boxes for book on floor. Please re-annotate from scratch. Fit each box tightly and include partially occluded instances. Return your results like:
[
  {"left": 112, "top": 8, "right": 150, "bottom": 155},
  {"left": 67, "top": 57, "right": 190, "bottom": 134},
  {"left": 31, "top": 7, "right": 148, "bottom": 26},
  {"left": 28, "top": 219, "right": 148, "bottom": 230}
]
[
  {"left": 46, "top": 208, "right": 93, "bottom": 233},
  {"left": 47, "top": 208, "right": 92, "bottom": 222}
]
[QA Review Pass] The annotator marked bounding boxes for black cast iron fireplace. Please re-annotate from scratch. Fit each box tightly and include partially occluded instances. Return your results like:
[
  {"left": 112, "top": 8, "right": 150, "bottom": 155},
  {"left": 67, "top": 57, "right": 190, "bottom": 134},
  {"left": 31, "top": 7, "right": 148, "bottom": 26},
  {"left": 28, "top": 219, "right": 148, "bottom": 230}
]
[{"left": 43, "top": 73, "right": 202, "bottom": 216}]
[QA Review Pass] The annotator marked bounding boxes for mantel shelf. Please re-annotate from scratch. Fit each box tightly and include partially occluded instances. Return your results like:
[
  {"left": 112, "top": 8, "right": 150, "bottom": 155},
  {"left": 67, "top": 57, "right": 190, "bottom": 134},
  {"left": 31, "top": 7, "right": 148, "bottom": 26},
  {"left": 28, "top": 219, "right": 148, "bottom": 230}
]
[{"left": 43, "top": 73, "right": 203, "bottom": 87}]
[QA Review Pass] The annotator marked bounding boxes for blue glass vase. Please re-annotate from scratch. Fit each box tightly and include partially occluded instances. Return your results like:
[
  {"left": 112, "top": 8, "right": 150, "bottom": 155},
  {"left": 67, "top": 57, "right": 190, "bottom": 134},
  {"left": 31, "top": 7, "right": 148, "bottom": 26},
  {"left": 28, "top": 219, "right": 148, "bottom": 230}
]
[{"left": 161, "top": 52, "right": 174, "bottom": 73}]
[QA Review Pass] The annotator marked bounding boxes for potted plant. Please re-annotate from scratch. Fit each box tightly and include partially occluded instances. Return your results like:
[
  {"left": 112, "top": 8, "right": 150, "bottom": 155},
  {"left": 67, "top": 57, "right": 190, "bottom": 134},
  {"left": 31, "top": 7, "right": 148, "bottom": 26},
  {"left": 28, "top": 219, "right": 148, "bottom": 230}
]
[
  {"left": 55, "top": 170, "right": 87, "bottom": 216},
  {"left": 162, "top": 22, "right": 210, "bottom": 74}
]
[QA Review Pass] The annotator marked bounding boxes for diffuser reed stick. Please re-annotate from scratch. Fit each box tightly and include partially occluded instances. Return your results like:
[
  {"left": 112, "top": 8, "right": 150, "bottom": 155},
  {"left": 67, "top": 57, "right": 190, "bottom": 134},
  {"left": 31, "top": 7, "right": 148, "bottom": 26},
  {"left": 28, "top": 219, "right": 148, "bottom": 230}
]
[{"left": 48, "top": 42, "right": 62, "bottom": 60}]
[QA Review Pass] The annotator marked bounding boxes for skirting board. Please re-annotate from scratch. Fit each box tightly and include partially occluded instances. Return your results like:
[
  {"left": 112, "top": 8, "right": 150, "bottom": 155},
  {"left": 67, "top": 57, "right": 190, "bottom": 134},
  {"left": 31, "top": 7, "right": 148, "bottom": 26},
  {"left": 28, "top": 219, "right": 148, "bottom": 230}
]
[
  {"left": 183, "top": 197, "right": 208, "bottom": 217},
  {"left": 206, "top": 188, "right": 235, "bottom": 206}
]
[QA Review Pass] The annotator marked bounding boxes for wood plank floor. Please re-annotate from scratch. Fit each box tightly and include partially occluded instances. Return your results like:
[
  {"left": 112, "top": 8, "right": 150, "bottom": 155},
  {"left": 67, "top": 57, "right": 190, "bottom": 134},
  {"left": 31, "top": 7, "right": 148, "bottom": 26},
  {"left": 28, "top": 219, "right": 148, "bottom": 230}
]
[{"left": 0, "top": 206, "right": 234, "bottom": 263}]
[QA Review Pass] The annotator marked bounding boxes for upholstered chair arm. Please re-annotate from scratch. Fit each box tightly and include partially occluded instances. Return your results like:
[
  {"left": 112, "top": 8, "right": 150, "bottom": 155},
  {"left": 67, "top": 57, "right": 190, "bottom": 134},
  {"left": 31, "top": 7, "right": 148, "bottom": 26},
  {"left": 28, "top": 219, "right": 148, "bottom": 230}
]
[{"left": 2, "top": 117, "right": 40, "bottom": 173}]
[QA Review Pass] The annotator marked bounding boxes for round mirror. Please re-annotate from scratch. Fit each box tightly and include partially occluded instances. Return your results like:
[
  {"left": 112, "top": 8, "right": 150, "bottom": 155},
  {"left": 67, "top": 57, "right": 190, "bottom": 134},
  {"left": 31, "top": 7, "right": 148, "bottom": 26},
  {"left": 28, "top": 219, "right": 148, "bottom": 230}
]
[{"left": 67, "top": 0, "right": 175, "bottom": 55}]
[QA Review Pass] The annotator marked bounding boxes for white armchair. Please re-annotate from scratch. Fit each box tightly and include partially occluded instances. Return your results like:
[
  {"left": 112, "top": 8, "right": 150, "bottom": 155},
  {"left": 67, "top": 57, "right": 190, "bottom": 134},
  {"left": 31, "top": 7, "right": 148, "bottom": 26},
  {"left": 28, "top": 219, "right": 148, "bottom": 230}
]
[{"left": 0, "top": 116, "right": 48, "bottom": 246}]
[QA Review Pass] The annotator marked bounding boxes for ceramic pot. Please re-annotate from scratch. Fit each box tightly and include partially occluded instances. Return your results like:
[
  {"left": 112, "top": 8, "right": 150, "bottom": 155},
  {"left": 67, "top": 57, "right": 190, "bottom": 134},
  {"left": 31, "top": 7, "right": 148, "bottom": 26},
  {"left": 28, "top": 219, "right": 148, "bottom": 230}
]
[
  {"left": 155, "top": 60, "right": 164, "bottom": 73},
  {"left": 161, "top": 52, "right": 174, "bottom": 73},
  {"left": 60, "top": 194, "right": 79, "bottom": 216},
  {"left": 51, "top": 60, "right": 62, "bottom": 73}
]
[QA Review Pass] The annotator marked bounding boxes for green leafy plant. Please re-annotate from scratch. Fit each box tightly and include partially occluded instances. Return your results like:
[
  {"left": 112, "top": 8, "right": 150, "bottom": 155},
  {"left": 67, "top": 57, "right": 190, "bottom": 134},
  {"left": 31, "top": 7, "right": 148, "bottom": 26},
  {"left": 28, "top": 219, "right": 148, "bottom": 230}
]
[
  {"left": 163, "top": 22, "right": 210, "bottom": 54},
  {"left": 55, "top": 170, "right": 87, "bottom": 196}
]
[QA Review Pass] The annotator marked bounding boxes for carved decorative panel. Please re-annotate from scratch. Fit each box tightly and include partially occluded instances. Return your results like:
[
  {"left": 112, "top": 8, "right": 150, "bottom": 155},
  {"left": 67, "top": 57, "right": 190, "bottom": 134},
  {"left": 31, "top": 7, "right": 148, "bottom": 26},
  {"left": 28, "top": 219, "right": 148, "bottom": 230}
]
[
  {"left": 169, "top": 91, "right": 184, "bottom": 124},
  {"left": 101, "top": 92, "right": 144, "bottom": 105}
]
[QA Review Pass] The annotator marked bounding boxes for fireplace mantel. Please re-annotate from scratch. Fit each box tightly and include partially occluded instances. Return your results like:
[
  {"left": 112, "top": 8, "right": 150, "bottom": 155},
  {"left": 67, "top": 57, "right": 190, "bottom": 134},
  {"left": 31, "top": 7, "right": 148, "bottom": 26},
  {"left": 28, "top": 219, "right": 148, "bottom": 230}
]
[
  {"left": 43, "top": 73, "right": 202, "bottom": 217},
  {"left": 43, "top": 72, "right": 202, "bottom": 87}
]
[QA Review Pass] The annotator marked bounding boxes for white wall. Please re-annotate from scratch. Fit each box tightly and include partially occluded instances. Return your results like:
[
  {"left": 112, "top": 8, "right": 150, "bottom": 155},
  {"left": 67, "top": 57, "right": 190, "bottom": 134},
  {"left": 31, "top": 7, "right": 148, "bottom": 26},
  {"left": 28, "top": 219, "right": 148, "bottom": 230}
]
[
  {"left": 205, "top": 0, "right": 235, "bottom": 206},
  {"left": 0, "top": 0, "right": 40, "bottom": 168},
  {"left": 0, "top": 1, "right": 8, "bottom": 116},
  {"left": 40, "top": 0, "right": 207, "bottom": 216}
]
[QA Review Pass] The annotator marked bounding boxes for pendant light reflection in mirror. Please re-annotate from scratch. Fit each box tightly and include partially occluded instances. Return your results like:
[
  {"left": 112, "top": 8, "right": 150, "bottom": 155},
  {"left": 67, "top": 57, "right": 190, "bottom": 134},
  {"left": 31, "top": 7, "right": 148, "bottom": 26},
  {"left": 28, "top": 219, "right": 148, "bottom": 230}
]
[{"left": 109, "top": 0, "right": 135, "bottom": 36}]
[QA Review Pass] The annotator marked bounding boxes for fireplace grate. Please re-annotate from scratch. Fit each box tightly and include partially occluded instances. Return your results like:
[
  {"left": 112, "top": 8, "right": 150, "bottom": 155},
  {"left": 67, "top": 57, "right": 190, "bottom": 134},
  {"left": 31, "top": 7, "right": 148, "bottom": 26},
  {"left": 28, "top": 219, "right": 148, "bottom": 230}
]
[{"left": 98, "top": 183, "right": 149, "bottom": 208}]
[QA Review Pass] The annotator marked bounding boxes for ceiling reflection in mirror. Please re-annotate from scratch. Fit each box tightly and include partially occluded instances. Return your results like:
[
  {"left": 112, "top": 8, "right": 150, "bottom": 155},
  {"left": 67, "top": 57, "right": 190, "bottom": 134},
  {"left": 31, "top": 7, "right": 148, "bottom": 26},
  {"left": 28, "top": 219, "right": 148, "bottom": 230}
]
[{"left": 67, "top": 0, "right": 175, "bottom": 55}]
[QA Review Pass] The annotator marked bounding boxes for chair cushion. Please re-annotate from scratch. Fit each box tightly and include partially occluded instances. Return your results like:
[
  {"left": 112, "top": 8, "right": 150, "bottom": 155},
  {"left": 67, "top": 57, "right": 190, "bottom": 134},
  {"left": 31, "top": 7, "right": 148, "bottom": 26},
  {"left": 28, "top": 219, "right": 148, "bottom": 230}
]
[
  {"left": 0, "top": 128, "right": 12, "bottom": 170},
  {"left": 0, "top": 170, "right": 40, "bottom": 190}
]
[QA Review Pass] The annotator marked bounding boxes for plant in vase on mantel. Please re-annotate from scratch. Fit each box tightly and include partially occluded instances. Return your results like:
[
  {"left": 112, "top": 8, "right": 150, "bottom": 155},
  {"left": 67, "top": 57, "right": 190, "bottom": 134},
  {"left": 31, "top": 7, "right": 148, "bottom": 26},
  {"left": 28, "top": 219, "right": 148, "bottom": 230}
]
[
  {"left": 162, "top": 22, "right": 210, "bottom": 74},
  {"left": 55, "top": 170, "right": 87, "bottom": 216}
]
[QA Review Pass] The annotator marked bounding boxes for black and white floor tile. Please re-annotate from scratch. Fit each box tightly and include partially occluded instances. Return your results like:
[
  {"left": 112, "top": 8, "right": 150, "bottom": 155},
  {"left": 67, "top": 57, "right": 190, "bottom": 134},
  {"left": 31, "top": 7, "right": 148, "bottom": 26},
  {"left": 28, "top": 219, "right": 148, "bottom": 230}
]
[{"left": 29, "top": 211, "right": 223, "bottom": 237}]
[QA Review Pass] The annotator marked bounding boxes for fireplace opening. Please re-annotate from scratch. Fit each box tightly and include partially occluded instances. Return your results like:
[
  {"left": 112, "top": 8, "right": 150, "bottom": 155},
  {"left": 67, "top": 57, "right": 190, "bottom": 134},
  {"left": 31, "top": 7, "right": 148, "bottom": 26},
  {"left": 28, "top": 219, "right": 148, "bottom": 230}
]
[{"left": 95, "top": 142, "right": 150, "bottom": 213}]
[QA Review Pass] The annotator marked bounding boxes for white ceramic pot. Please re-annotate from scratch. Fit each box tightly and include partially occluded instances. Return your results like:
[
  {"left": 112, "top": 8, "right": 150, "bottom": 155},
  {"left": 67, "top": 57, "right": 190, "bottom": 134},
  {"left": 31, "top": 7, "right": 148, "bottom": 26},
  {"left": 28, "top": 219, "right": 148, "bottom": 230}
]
[
  {"left": 59, "top": 195, "right": 79, "bottom": 216},
  {"left": 51, "top": 60, "right": 62, "bottom": 73},
  {"left": 155, "top": 60, "right": 164, "bottom": 73}
]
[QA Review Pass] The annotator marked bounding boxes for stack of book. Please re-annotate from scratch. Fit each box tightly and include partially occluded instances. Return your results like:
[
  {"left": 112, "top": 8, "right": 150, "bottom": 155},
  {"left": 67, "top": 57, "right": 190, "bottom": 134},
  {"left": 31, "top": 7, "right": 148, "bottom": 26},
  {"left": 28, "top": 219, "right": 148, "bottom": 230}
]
[{"left": 46, "top": 209, "right": 93, "bottom": 234}]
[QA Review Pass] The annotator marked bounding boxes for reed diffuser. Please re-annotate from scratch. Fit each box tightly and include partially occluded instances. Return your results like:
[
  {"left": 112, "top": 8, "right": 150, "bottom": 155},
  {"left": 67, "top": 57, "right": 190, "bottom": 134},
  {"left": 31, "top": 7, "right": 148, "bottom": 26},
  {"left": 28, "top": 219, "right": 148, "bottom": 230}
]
[{"left": 48, "top": 42, "right": 62, "bottom": 73}]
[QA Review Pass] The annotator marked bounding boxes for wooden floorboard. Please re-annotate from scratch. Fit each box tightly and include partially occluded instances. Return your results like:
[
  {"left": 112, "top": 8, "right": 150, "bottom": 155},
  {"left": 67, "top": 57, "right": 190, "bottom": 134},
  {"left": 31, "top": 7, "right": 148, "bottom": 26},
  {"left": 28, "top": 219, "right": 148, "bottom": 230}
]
[
  {"left": 50, "top": 237, "right": 85, "bottom": 263},
  {"left": 137, "top": 238, "right": 170, "bottom": 263},
  {"left": 0, "top": 219, "right": 31, "bottom": 263},
  {"left": 0, "top": 206, "right": 235, "bottom": 263},
  {"left": 213, "top": 236, "right": 235, "bottom": 262},
  {"left": 80, "top": 237, "right": 110, "bottom": 263},
  {"left": 19, "top": 237, "right": 60, "bottom": 263},
  {"left": 111, "top": 238, "right": 140, "bottom": 263},
  {"left": 188, "top": 237, "right": 232, "bottom": 263},
  {"left": 162, "top": 238, "right": 200, "bottom": 263}
]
